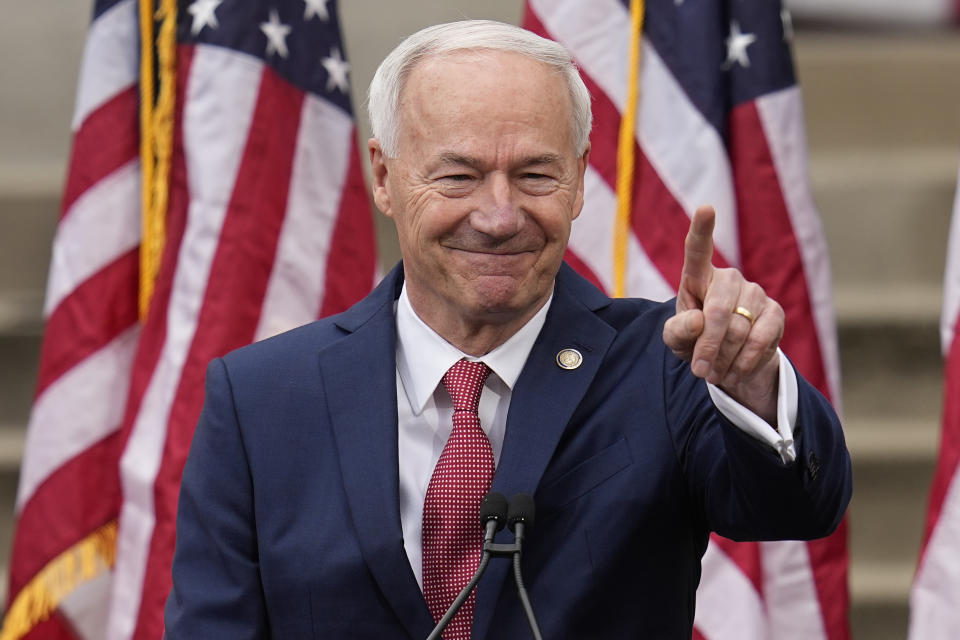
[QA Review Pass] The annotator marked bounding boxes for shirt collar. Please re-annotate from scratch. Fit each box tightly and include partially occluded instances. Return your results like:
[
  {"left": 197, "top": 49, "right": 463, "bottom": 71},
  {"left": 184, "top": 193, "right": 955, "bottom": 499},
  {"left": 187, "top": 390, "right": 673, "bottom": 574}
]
[{"left": 395, "top": 284, "right": 553, "bottom": 415}]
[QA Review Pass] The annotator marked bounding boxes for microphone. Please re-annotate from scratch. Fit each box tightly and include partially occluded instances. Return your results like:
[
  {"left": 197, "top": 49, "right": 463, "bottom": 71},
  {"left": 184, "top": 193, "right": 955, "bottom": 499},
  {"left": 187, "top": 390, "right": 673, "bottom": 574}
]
[
  {"left": 507, "top": 494, "right": 543, "bottom": 640},
  {"left": 425, "top": 492, "right": 508, "bottom": 640},
  {"left": 481, "top": 492, "right": 508, "bottom": 542}
]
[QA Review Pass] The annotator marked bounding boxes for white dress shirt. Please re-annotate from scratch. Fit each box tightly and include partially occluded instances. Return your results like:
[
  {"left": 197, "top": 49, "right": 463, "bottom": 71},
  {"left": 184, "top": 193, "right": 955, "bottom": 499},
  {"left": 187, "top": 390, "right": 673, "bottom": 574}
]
[{"left": 394, "top": 284, "right": 797, "bottom": 588}]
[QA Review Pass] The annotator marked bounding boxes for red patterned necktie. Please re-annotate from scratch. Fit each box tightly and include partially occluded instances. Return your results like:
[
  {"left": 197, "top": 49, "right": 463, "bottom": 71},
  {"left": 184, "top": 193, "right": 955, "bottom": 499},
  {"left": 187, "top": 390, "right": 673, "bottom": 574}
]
[{"left": 422, "top": 359, "right": 494, "bottom": 639}]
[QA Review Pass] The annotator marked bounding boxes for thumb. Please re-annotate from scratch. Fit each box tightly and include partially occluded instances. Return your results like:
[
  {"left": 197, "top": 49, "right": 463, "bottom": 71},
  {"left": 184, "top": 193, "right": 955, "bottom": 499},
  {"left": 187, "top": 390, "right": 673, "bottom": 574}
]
[{"left": 663, "top": 309, "right": 705, "bottom": 361}]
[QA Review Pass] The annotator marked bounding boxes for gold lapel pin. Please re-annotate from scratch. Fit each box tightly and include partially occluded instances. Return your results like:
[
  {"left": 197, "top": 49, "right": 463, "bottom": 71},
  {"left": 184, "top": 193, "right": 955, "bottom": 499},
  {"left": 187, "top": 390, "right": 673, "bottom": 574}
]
[{"left": 556, "top": 348, "right": 583, "bottom": 370}]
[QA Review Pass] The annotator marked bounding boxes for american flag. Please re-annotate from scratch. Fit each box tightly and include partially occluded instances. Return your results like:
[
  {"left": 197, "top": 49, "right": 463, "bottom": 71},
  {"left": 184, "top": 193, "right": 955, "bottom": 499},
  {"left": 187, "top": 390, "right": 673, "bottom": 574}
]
[
  {"left": 3, "top": 0, "right": 376, "bottom": 638},
  {"left": 524, "top": 0, "right": 848, "bottom": 638},
  {"left": 910, "top": 161, "right": 960, "bottom": 638}
]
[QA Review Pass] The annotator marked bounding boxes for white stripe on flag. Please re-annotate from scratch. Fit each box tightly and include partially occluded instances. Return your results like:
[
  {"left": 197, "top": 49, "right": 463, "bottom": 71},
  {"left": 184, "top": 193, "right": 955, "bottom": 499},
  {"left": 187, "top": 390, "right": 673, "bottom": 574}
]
[
  {"left": 533, "top": 0, "right": 740, "bottom": 266},
  {"left": 71, "top": 0, "right": 139, "bottom": 131},
  {"left": 940, "top": 163, "right": 960, "bottom": 355},
  {"left": 59, "top": 568, "right": 114, "bottom": 640},
  {"left": 570, "top": 166, "right": 674, "bottom": 300},
  {"left": 254, "top": 94, "right": 354, "bottom": 341},
  {"left": 107, "top": 45, "right": 264, "bottom": 640},
  {"left": 694, "top": 544, "right": 768, "bottom": 639},
  {"left": 16, "top": 326, "right": 139, "bottom": 510},
  {"left": 910, "top": 466, "right": 960, "bottom": 637},
  {"left": 44, "top": 160, "right": 141, "bottom": 317},
  {"left": 529, "top": 0, "right": 630, "bottom": 108},
  {"left": 755, "top": 88, "right": 842, "bottom": 404},
  {"left": 638, "top": 41, "right": 739, "bottom": 267},
  {"left": 761, "top": 540, "right": 828, "bottom": 639}
]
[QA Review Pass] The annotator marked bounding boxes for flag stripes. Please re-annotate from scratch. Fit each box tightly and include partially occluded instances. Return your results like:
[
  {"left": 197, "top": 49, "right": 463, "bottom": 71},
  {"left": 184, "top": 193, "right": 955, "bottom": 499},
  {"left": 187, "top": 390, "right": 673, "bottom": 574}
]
[
  {"left": 61, "top": 88, "right": 140, "bottom": 216},
  {"left": 909, "top": 161, "right": 960, "bottom": 637},
  {"left": 525, "top": 0, "right": 846, "bottom": 638},
  {"left": 7, "top": 1, "right": 376, "bottom": 637},
  {"left": 36, "top": 249, "right": 139, "bottom": 399}
]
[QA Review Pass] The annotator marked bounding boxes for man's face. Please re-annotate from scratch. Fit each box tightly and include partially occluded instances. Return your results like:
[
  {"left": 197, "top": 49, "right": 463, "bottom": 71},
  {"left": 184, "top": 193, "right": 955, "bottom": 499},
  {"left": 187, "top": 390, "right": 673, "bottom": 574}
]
[{"left": 370, "top": 50, "right": 589, "bottom": 334}]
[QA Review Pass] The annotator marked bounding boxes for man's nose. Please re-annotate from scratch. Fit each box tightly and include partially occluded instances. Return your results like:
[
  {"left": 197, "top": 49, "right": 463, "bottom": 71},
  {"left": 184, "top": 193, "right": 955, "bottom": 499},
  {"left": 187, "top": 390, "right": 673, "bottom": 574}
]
[{"left": 469, "top": 172, "right": 522, "bottom": 239}]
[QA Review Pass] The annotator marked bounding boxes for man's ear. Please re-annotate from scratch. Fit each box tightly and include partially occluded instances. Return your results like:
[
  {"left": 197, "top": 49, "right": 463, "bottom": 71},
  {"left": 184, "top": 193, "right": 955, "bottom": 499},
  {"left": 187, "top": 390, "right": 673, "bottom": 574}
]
[
  {"left": 571, "top": 144, "right": 590, "bottom": 221},
  {"left": 368, "top": 139, "right": 392, "bottom": 217}
]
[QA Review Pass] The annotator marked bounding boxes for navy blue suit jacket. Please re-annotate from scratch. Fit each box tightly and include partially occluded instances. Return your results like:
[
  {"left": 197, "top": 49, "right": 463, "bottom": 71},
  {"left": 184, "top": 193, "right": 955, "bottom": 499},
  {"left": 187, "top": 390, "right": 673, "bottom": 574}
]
[{"left": 165, "top": 262, "right": 851, "bottom": 638}]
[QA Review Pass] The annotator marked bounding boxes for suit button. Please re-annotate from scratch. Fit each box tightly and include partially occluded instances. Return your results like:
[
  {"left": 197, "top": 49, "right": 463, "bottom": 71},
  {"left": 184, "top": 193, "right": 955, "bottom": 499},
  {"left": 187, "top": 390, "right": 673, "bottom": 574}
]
[{"left": 807, "top": 451, "right": 822, "bottom": 480}]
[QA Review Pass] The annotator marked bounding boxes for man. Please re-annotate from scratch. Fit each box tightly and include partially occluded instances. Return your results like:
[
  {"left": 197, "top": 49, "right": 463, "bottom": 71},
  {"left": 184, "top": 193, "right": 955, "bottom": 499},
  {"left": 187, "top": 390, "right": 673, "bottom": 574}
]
[{"left": 165, "top": 20, "right": 850, "bottom": 639}]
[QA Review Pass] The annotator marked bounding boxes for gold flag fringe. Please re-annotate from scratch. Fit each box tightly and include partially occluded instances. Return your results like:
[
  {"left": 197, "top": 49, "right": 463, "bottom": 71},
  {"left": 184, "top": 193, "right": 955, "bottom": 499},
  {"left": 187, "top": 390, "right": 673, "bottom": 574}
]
[{"left": 0, "top": 521, "right": 118, "bottom": 640}]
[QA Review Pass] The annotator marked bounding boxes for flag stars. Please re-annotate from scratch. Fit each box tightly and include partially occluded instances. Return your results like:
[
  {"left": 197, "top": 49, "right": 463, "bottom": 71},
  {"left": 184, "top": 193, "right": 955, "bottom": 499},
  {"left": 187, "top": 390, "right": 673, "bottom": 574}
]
[
  {"left": 261, "top": 10, "right": 292, "bottom": 59},
  {"left": 187, "top": 0, "right": 222, "bottom": 36},
  {"left": 322, "top": 47, "right": 350, "bottom": 93},
  {"left": 304, "top": 0, "right": 330, "bottom": 21},
  {"left": 723, "top": 20, "right": 757, "bottom": 70}
]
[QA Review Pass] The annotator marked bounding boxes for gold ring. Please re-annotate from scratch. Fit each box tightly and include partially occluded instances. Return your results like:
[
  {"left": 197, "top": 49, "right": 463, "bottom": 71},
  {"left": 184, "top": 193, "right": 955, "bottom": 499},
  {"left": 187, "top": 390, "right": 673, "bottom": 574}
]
[{"left": 733, "top": 306, "right": 756, "bottom": 326}]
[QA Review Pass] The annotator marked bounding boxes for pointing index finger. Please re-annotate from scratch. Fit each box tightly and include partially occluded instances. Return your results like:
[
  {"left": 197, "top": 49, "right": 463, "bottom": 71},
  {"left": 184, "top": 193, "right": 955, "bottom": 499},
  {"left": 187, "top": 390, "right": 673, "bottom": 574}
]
[{"left": 679, "top": 205, "right": 717, "bottom": 304}]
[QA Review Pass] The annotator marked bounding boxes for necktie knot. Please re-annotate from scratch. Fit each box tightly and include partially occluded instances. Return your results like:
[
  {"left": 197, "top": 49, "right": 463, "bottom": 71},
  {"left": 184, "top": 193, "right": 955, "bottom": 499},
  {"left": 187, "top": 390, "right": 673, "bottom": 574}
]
[{"left": 442, "top": 359, "right": 490, "bottom": 414}]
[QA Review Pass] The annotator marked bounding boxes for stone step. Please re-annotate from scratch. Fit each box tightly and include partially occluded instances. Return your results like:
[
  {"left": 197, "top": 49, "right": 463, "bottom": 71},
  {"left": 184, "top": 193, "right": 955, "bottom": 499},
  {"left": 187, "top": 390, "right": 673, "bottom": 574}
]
[
  {"left": 0, "top": 333, "right": 41, "bottom": 430},
  {"left": 0, "top": 193, "right": 58, "bottom": 304},
  {"left": 812, "top": 148, "right": 957, "bottom": 289},
  {"left": 795, "top": 31, "right": 960, "bottom": 154}
]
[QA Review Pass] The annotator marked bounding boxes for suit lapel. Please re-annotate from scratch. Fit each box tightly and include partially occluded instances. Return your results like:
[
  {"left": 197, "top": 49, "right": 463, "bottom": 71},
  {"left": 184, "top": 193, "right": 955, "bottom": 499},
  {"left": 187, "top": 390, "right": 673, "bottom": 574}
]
[
  {"left": 473, "top": 264, "right": 618, "bottom": 640},
  {"left": 319, "top": 265, "right": 435, "bottom": 640}
]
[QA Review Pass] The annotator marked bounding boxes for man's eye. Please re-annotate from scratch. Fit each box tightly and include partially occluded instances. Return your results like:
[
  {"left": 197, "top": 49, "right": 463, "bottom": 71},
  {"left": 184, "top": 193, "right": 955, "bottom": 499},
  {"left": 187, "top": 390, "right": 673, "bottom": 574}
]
[
  {"left": 441, "top": 174, "right": 473, "bottom": 182},
  {"left": 523, "top": 173, "right": 549, "bottom": 180}
]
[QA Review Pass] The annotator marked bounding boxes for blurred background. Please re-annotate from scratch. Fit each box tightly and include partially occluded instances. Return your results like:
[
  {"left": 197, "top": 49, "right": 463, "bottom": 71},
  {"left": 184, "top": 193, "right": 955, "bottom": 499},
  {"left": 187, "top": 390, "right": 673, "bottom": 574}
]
[{"left": 1, "top": 1, "right": 958, "bottom": 638}]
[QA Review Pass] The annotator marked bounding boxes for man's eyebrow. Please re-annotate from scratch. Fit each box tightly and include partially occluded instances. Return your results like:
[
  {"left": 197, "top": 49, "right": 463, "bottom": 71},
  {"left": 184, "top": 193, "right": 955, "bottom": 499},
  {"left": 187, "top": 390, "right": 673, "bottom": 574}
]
[
  {"left": 436, "top": 153, "right": 484, "bottom": 170},
  {"left": 520, "top": 153, "right": 563, "bottom": 167},
  {"left": 435, "top": 152, "right": 564, "bottom": 169}
]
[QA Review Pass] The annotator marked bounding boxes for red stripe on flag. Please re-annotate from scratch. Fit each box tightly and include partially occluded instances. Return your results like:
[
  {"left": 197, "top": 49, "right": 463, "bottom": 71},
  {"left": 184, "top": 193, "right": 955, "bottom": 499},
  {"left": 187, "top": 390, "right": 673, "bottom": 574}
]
[
  {"left": 16, "top": 609, "right": 76, "bottom": 639},
  {"left": 710, "top": 534, "right": 764, "bottom": 597},
  {"left": 115, "top": 43, "right": 196, "bottom": 458},
  {"left": 34, "top": 249, "right": 139, "bottom": 398},
  {"left": 807, "top": 520, "right": 851, "bottom": 640},
  {"left": 525, "top": 3, "right": 731, "bottom": 292},
  {"left": 111, "top": 43, "right": 198, "bottom": 638},
  {"left": 7, "top": 431, "right": 122, "bottom": 600},
  {"left": 921, "top": 324, "right": 960, "bottom": 553},
  {"left": 319, "top": 130, "right": 376, "bottom": 318},
  {"left": 61, "top": 86, "right": 140, "bottom": 217},
  {"left": 692, "top": 628, "right": 708, "bottom": 640},
  {"left": 563, "top": 249, "right": 607, "bottom": 294},
  {"left": 132, "top": 66, "right": 305, "bottom": 640},
  {"left": 630, "top": 149, "right": 734, "bottom": 289},
  {"left": 728, "top": 101, "right": 848, "bottom": 640},
  {"left": 727, "top": 102, "right": 828, "bottom": 396}
]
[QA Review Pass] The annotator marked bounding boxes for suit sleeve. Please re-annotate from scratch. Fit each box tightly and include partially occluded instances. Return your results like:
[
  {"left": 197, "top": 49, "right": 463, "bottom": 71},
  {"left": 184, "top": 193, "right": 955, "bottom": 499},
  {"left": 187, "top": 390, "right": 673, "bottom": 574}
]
[
  {"left": 664, "top": 349, "right": 852, "bottom": 542},
  {"left": 164, "top": 358, "right": 269, "bottom": 638}
]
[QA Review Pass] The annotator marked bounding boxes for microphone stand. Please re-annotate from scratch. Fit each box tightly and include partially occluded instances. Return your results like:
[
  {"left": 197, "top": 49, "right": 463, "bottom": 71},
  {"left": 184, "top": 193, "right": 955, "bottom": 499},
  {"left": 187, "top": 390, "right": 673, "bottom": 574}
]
[
  {"left": 425, "top": 520, "right": 498, "bottom": 640},
  {"left": 425, "top": 493, "right": 543, "bottom": 640},
  {"left": 509, "top": 521, "right": 543, "bottom": 640}
]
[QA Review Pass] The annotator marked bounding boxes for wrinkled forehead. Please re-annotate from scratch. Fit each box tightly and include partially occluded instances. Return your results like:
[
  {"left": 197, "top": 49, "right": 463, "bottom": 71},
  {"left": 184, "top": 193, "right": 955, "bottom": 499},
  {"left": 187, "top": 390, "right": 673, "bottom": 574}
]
[{"left": 396, "top": 50, "right": 576, "bottom": 151}]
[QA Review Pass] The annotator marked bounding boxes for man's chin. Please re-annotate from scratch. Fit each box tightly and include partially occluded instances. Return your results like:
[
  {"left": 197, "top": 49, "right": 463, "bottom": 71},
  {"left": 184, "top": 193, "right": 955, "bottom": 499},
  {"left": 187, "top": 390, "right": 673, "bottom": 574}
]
[{"left": 463, "top": 279, "right": 546, "bottom": 318}]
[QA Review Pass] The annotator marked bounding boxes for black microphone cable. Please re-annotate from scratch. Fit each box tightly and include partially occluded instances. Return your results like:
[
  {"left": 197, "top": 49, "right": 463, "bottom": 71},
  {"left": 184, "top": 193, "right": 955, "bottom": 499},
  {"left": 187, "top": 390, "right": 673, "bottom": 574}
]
[
  {"left": 508, "top": 493, "right": 543, "bottom": 640},
  {"left": 425, "top": 492, "right": 508, "bottom": 640}
]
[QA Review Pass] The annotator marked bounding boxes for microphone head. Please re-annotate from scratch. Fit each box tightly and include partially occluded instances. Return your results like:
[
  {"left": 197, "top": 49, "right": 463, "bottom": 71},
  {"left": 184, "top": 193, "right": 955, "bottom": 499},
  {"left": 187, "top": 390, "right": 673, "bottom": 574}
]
[
  {"left": 507, "top": 493, "right": 536, "bottom": 532},
  {"left": 480, "top": 492, "right": 508, "bottom": 531}
]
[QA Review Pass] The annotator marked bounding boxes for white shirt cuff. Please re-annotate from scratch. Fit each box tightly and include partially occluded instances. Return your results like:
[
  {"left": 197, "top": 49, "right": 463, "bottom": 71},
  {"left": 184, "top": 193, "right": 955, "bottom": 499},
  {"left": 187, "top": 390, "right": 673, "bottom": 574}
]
[{"left": 705, "top": 349, "right": 798, "bottom": 464}]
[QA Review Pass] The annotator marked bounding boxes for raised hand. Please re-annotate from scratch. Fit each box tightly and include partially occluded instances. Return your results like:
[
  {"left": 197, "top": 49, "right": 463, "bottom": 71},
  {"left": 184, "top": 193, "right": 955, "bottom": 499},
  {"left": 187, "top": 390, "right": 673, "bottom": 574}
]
[{"left": 662, "top": 205, "right": 785, "bottom": 423}]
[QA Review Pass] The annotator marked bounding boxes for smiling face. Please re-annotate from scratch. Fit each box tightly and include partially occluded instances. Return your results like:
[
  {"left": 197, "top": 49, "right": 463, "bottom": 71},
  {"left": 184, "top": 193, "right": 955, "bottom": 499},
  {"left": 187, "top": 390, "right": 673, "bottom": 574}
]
[{"left": 369, "top": 50, "right": 589, "bottom": 351}]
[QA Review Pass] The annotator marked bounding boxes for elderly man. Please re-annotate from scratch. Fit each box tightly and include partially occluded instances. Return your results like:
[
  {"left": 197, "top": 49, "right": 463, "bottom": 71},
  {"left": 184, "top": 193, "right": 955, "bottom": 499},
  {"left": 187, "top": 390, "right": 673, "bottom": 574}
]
[{"left": 165, "top": 20, "right": 851, "bottom": 639}]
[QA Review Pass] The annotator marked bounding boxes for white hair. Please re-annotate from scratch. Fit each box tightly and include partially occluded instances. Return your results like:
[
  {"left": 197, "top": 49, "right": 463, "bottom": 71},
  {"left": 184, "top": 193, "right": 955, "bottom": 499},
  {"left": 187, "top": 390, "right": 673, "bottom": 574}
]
[{"left": 367, "top": 19, "right": 592, "bottom": 158}]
